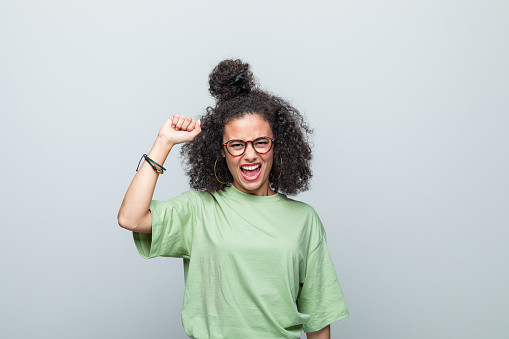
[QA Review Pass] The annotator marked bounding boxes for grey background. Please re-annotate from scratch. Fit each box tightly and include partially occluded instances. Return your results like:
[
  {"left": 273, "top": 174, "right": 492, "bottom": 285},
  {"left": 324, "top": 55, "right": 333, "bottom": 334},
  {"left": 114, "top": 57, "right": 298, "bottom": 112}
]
[{"left": 1, "top": 0, "right": 507, "bottom": 338}]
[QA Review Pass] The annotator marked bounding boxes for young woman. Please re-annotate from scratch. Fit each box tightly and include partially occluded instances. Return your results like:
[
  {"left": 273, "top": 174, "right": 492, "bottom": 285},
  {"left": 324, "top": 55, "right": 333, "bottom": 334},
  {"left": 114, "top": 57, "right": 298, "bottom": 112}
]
[{"left": 118, "top": 59, "right": 349, "bottom": 339}]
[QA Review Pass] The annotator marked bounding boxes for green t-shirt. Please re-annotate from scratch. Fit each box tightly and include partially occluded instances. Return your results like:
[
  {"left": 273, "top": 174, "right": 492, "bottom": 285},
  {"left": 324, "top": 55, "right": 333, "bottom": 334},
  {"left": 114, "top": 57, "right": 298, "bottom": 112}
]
[{"left": 133, "top": 185, "right": 348, "bottom": 338}]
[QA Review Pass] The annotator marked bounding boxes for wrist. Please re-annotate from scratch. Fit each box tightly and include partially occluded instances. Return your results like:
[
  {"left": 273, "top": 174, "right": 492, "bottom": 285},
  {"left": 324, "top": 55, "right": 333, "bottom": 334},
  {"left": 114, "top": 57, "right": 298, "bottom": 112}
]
[
  {"left": 155, "top": 136, "right": 175, "bottom": 150},
  {"left": 144, "top": 137, "right": 173, "bottom": 169}
]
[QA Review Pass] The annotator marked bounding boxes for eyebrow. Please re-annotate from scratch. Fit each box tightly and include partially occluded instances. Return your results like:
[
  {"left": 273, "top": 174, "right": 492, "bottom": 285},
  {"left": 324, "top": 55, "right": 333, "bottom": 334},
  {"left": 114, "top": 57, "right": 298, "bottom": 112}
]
[{"left": 223, "top": 136, "right": 273, "bottom": 141}]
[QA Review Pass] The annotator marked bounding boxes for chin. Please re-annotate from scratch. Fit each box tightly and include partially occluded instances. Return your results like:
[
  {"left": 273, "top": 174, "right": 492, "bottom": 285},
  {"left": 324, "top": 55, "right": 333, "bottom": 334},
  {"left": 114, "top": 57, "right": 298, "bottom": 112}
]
[
  {"left": 234, "top": 176, "right": 270, "bottom": 194},
  {"left": 239, "top": 182, "right": 263, "bottom": 192}
]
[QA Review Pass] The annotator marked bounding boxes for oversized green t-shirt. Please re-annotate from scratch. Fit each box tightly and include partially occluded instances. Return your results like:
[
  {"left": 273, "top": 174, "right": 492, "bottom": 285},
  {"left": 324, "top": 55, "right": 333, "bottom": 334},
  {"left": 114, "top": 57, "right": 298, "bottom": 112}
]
[{"left": 133, "top": 185, "right": 348, "bottom": 339}]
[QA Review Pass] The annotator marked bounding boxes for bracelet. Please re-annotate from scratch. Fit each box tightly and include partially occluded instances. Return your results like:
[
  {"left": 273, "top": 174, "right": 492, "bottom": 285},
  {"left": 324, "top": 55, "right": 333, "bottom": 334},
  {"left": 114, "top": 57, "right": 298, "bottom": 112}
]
[
  {"left": 136, "top": 154, "right": 166, "bottom": 174},
  {"left": 145, "top": 155, "right": 166, "bottom": 172}
]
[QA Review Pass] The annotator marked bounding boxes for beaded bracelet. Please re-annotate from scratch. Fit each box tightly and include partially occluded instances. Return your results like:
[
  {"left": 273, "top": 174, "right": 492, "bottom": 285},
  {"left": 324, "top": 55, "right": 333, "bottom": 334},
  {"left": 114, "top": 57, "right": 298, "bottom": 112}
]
[{"left": 136, "top": 154, "right": 166, "bottom": 174}]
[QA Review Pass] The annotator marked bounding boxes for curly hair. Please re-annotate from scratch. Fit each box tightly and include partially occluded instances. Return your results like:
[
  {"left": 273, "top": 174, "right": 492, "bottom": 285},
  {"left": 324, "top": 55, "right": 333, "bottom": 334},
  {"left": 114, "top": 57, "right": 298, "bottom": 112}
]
[{"left": 180, "top": 59, "right": 313, "bottom": 196}]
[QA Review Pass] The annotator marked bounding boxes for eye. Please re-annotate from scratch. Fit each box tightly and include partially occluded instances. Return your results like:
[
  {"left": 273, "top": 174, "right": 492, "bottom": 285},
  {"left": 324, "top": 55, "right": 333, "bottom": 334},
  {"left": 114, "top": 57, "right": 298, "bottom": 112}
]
[
  {"left": 229, "top": 141, "right": 245, "bottom": 149},
  {"left": 254, "top": 138, "right": 270, "bottom": 146}
]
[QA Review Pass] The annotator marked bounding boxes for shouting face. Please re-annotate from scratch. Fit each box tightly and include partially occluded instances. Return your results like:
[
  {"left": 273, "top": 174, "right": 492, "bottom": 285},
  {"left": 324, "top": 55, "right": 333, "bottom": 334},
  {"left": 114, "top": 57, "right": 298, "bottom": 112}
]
[{"left": 222, "top": 114, "right": 275, "bottom": 196}]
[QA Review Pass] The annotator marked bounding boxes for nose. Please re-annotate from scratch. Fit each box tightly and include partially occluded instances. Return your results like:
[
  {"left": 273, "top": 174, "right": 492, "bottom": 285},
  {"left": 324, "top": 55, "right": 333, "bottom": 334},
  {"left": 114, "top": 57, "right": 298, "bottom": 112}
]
[{"left": 243, "top": 141, "right": 258, "bottom": 160}]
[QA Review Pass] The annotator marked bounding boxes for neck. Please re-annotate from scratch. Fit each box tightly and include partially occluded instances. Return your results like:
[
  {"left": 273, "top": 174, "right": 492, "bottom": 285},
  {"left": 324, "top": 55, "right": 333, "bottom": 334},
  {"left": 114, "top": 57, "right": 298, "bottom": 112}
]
[{"left": 233, "top": 182, "right": 276, "bottom": 196}]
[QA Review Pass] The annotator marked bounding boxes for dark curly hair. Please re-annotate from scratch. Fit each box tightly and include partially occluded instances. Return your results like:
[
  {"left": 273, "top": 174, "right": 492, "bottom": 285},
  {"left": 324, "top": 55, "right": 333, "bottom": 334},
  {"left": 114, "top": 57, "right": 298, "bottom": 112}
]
[{"left": 180, "top": 59, "right": 313, "bottom": 196}]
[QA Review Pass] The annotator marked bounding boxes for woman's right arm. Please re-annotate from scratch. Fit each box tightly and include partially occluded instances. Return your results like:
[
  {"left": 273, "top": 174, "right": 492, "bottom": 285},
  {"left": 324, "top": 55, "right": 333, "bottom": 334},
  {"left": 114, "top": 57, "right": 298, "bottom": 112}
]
[{"left": 117, "top": 115, "right": 201, "bottom": 233}]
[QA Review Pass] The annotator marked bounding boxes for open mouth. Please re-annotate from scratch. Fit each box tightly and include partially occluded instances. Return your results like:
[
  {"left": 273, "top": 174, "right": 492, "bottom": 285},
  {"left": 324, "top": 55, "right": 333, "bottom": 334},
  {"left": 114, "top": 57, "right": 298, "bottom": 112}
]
[{"left": 240, "top": 163, "right": 261, "bottom": 181}]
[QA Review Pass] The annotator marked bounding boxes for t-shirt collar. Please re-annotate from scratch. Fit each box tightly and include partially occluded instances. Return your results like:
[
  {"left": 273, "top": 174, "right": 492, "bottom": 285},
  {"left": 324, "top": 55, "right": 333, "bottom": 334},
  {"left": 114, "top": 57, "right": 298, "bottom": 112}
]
[{"left": 225, "top": 185, "right": 283, "bottom": 203}]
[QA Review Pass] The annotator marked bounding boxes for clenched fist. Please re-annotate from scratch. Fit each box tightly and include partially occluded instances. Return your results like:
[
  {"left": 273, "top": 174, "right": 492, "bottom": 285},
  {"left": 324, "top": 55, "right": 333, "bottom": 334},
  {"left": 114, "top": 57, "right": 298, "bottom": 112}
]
[{"left": 158, "top": 115, "right": 202, "bottom": 145}]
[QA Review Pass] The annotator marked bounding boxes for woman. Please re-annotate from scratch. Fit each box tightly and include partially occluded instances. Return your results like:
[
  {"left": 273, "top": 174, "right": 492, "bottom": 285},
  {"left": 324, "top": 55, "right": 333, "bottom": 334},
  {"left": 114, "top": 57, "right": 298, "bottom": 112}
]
[{"left": 118, "top": 59, "right": 349, "bottom": 339}]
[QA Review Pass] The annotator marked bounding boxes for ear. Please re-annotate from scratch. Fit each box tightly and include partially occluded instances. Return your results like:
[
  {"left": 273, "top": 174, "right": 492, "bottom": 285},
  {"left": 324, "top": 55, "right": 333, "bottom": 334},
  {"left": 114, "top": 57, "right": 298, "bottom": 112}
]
[{"left": 221, "top": 149, "right": 225, "bottom": 157}]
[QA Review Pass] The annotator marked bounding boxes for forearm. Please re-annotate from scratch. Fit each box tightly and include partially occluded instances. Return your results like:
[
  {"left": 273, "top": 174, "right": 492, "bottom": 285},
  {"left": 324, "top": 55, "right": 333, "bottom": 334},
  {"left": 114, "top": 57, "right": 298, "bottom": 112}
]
[
  {"left": 306, "top": 324, "right": 330, "bottom": 339},
  {"left": 117, "top": 136, "right": 173, "bottom": 231}
]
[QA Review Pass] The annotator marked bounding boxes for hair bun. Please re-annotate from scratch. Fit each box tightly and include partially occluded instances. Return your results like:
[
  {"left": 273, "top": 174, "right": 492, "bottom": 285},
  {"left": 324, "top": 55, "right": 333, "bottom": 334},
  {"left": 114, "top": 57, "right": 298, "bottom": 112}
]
[{"left": 209, "top": 59, "right": 255, "bottom": 101}]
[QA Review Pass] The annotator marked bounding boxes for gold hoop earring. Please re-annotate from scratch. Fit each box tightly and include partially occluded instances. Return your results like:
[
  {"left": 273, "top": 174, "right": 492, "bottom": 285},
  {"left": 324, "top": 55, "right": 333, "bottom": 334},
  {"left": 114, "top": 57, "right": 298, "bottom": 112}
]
[
  {"left": 214, "top": 157, "right": 229, "bottom": 184},
  {"left": 274, "top": 155, "right": 283, "bottom": 181}
]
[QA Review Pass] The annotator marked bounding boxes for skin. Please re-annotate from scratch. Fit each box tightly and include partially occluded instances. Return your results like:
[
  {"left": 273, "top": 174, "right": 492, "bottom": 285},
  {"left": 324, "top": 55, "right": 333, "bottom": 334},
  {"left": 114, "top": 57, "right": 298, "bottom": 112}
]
[
  {"left": 306, "top": 324, "right": 330, "bottom": 339},
  {"left": 117, "top": 114, "right": 201, "bottom": 233},
  {"left": 166, "top": 114, "right": 201, "bottom": 142},
  {"left": 222, "top": 114, "right": 275, "bottom": 197}
]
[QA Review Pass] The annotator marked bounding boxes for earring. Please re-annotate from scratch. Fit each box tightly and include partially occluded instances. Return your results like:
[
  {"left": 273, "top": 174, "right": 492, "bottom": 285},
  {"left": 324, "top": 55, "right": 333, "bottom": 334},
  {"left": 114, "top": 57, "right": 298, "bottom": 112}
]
[
  {"left": 274, "top": 155, "right": 283, "bottom": 181},
  {"left": 214, "top": 157, "right": 229, "bottom": 184}
]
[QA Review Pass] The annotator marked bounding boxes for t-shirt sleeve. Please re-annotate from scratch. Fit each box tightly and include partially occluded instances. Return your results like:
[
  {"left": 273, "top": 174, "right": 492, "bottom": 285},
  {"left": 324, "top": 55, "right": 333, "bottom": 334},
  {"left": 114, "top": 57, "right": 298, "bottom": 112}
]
[
  {"left": 132, "top": 191, "right": 198, "bottom": 259},
  {"left": 296, "top": 232, "right": 349, "bottom": 333}
]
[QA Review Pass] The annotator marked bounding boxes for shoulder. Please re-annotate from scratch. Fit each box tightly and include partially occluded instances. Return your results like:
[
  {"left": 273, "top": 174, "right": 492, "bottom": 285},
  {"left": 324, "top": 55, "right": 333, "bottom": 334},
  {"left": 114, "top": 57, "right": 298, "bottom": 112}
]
[
  {"left": 177, "top": 189, "right": 216, "bottom": 204},
  {"left": 279, "top": 195, "right": 320, "bottom": 217},
  {"left": 154, "top": 190, "right": 212, "bottom": 208},
  {"left": 281, "top": 196, "right": 326, "bottom": 241}
]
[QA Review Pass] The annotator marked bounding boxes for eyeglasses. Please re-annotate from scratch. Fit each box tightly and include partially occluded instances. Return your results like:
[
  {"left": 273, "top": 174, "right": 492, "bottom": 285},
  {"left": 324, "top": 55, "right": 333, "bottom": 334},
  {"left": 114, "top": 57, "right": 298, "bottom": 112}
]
[{"left": 222, "top": 136, "right": 275, "bottom": 157}]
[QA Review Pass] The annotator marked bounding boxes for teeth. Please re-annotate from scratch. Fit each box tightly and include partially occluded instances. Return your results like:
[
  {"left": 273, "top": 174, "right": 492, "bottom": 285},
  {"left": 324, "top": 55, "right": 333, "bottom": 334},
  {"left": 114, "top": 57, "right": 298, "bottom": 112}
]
[{"left": 241, "top": 164, "right": 261, "bottom": 171}]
